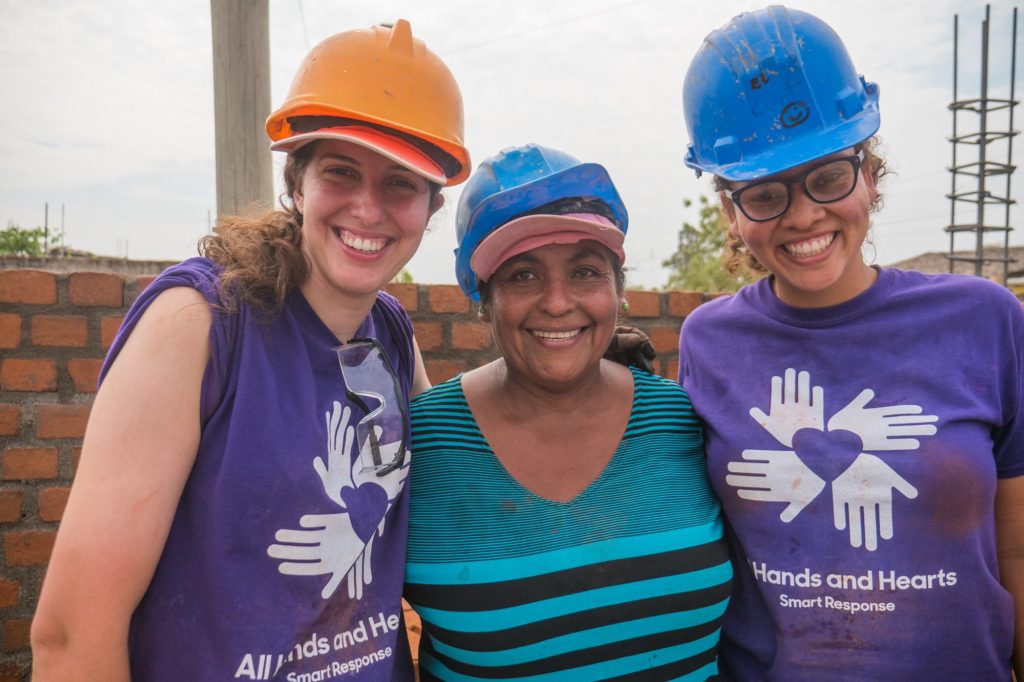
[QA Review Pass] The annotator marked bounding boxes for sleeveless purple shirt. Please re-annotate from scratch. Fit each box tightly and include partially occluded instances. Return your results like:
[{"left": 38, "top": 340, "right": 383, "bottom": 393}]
[{"left": 101, "top": 258, "right": 416, "bottom": 681}]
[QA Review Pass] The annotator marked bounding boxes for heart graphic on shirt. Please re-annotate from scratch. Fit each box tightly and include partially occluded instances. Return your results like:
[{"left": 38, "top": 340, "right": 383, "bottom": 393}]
[
  {"left": 341, "top": 482, "right": 390, "bottom": 543},
  {"left": 792, "top": 427, "right": 864, "bottom": 484}
]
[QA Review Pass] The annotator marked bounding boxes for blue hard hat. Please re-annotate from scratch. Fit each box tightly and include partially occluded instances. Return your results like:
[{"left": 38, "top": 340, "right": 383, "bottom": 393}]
[
  {"left": 683, "top": 5, "right": 880, "bottom": 180},
  {"left": 454, "top": 144, "right": 628, "bottom": 300}
]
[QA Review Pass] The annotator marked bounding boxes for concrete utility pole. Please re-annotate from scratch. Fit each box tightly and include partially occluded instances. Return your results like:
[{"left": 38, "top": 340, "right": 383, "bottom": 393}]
[{"left": 210, "top": 0, "right": 274, "bottom": 218}]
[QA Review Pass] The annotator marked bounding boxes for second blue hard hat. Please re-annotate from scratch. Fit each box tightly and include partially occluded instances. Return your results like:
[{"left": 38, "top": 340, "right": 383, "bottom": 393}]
[
  {"left": 683, "top": 5, "right": 880, "bottom": 180},
  {"left": 455, "top": 144, "right": 628, "bottom": 300}
]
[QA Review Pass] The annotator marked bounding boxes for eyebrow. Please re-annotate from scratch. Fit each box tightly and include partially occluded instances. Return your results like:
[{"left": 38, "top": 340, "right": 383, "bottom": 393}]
[{"left": 318, "top": 153, "right": 418, "bottom": 175}]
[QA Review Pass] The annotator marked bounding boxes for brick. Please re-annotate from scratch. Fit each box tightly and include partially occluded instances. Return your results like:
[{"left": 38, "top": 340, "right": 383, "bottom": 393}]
[
  {"left": 384, "top": 283, "right": 418, "bottom": 312},
  {"left": 452, "top": 322, "right": 493, "bottom": 351},
  {"left": 665, "top": 359, "right": 679, "bottom": 382},
  {"left": 5, "top": 530, "right": 56, "bottom": 566},
  {"left": 136, "top": 275, "right": 158, "bottom": 292},
  {"left": 2, "top": 618, "right": 30, "bottom": 652},
  {"left": 0, "top": 491, "right": 22, "bottom": 523},
  {"left": 0, "top": 358, "right": 57, "bottom": 392},
  {"left": 36, "top": 404, "right": 90, "bottom": 439},
  {"left": 667, "top": 291, "right": 704, "bottom": 318},
  {"left": 2, "top": 448, "right": 58, "bottom": 481},
  {"left": 412, "top": 321, "right": 442, "bottom": 352},
  {"left": 0, "top": 660, "right": 26, "bottom": 682},
  {"left": 623, "top": 291, "right": 660, "bottom": 318},
  {"left": 68, "top": 358, "right": 103, "bottom": 393},
  {"left": 38, "top": 486, "right": 71, "bottom": 521},
  {"left": 0, "top": 314, "right": 20, "bottom": 349},
  {"left": 0, "top": 578, "right": 18, "bottom": 609},
  {"left": 70, "top": 447, "right": 83, "bottom": 474},
  {"left": 0, "top": 406, "right": 19, "bottom": 437},
  {"left": 427, "top": 285, "right": 469, "bottom": 314},
  {"left": 30, "top": 315, "right": 87, "bottom": 347},
  {"left": 69, "top": 272, "right": 124, "bottom": 307},
  {"left": 101, "top": 315, "right": 125, "bottom": 348},
  {"left": 648, "top": 326, "right": 681, "bottom": 354},
  {"left": 424, "top": 359, "right": 467, "bottom": 385},
  {"left": 0, "top": 270, "right": 56, "bottom": 304}
]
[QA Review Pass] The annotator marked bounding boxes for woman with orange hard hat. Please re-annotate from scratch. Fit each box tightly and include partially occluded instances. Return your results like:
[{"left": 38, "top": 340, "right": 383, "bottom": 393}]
[{"left": 32, "top": 20, "right": 466, "bottom": 681}]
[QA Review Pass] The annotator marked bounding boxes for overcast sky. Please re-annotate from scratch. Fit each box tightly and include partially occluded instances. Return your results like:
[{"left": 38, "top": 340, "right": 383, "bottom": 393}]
[{"left": 2, "top": 0, "right": 1021, "bottom": 288}]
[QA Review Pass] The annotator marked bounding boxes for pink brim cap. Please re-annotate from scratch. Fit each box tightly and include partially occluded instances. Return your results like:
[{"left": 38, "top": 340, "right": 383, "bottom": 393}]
[
  {"left": 470, "top": 213, "right": 626, "bottom": 283},
  {"left": 270, "top": 125, "right": 446, "bottom": 185}
]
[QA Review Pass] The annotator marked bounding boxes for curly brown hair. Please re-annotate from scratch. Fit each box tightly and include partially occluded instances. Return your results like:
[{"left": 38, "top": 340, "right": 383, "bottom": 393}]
[
  {"left": 718, "top": 136, "right": 890, "bottom": 279},
  {"left": 198, "top": 145, "right": 314, "bottom": 315}
]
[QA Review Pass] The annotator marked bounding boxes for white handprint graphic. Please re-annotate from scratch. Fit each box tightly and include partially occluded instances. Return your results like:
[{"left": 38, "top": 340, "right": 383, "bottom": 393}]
[
  {"left": 267, "top": 401, "right": 409, "bottom": 599},
  {"left": 749, "top": 369, "right": 824, "bottom": 447},
  {"left": 831, "top": 453, "right": 918, "bottom": 551},
  {"left": 732, "top": 369, "right": 937, "bottom": 550},
  {"left": 827, "top": 388, "right": 937, "bottom": 451},
  {"left": 727, "top": 449, "right": 826, "bottom": 522}
]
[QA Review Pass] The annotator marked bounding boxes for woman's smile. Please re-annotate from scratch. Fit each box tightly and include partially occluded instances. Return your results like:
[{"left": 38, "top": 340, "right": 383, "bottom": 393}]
[{"left": 782, "top": 231, "right": 836, "bottom": 259}]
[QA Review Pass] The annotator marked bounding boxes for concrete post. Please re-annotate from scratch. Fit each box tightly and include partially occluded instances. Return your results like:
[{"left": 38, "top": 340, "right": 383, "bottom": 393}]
[{"left": 210, "top": 0, "right": 274, "bottom": 217}]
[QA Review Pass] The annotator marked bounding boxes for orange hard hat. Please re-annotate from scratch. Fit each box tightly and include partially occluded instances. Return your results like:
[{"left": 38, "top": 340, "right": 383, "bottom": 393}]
[{"left": 266, "top": 19, "right": 470, "bottom": 186}]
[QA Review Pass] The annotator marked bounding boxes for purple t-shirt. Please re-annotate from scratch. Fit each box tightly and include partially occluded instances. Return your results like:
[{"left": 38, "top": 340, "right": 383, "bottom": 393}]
[
  {"left": 101, "top": 258, "right": 416, "bottom": 681},
  {"left": 679, "top": 268, "right": 1024, "bottom": 681}
]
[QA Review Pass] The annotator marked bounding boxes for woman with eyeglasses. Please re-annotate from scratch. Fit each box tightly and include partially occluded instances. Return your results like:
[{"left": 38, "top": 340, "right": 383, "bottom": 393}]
[
  {"left": 32, "top": 20, "right": 464, "bottom": 680},
  {"left": 404, "top": 144, "right": 732, "bottom": 680},
  {"left": 678, "top": 6, "right": 1024, "bottom": 680}
]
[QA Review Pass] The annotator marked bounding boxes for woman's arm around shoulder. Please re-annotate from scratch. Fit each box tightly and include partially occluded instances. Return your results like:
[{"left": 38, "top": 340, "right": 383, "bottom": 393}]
[
  {"left": 411, "top": 336, "right": 431, "bottom": 398},
  {"left": 31, "top": 286, "right": 212, "bottom": 681}
]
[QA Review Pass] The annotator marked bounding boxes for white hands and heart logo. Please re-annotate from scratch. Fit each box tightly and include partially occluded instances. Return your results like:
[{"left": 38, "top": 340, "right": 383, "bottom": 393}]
[
  {"left": 729, "top": 369, "right": 937, "bottom": 551},
  {"left": 267, "top": 401, "right": 409, "bottom": 599}
]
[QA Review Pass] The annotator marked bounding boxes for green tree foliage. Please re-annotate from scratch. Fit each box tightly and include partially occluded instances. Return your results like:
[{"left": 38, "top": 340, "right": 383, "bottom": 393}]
[
  {"left": 0, "top": 223, "right": 57, "bottom": 256},
  {"left": 391, "top": 268, "right": 414, "bottom": 284},
  {"left": 662, "top": 196, "right": 753, "bottom": 292}
]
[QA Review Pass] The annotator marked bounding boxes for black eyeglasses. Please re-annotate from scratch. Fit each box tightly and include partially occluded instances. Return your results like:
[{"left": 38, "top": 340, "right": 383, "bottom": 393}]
[
  {"left": 729, "top": 151, "right": 864, "bottom": 222},
  {"left": 335, "top": 338, "right": 409, "bottom": 477}
]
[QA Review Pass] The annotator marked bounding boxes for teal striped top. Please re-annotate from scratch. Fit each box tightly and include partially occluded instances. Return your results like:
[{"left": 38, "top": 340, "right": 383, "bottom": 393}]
[{"left": 406, "top": 367, "right": 731, "bottom": 681}]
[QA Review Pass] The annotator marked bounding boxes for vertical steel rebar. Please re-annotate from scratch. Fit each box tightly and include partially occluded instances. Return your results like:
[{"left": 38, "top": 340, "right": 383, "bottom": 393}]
[
  {"left": 1003, "top": 8, "right": 1018, "bottom": 284},
  {"left": 976, "top": 5, "right": 990, "bottom": 277},
  {"left": 948, "top": 4, "right": 1017, "bottom": 285},
  {"left": 950, "top": 14, "right": 960, "bottom": 274}
]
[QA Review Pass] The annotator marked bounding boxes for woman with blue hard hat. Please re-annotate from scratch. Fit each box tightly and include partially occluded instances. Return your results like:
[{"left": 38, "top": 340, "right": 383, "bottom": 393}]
[
  {"left": 679, "top": 6, "right": 1024, "bottom": 680},
  {"left": 33, "top": 20, "right": 466, "bottom": 680},
  {"left": 404, "top": 143, "right": 732, "bottom": 680}
]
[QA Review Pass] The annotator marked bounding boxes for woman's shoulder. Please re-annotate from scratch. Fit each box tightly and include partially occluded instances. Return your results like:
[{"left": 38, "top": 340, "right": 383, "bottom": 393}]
[
  {"left": 886, "top": 268, "right": 1022, "bottom": 315},
  {"left": 152, "top": 257, "right": 223, "bottom": 295},
  {"left": 681, "top": 280, "right": 766, "bottom": 329},
  {"left": 630, "top": 368, "right": 695, "bottom": 408},
  {"left": 410, "top": 374, "right": 464, "bottom": 411}
]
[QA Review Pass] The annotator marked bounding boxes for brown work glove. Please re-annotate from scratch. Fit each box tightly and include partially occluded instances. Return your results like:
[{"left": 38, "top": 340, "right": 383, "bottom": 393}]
[{"left": 605, "top": 325, "right": 657, "bottom": 374}]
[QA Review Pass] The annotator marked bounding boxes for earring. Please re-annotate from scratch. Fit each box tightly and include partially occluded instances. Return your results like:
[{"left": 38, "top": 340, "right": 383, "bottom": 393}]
[{"left": 621, "top": 301, "right": 630, "bottom": 313}]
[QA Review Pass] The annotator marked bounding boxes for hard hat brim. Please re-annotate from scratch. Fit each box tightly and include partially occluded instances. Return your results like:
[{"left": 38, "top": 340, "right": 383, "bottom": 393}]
[{"left": 270, "top": 125, "right": 447, "bottom": 185}]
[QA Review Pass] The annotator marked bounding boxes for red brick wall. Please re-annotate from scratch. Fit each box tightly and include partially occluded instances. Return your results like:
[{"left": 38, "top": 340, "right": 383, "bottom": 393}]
[{"left": 0, "top": 269, "right": 714, "bottom": 679}]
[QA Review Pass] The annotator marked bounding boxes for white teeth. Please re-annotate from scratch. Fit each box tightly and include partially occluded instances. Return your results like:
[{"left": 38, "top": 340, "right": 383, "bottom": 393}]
[
  {"left": 533, "top": 329, "right": 582, "bottom": 340},
  {"left": 338, "top": 229, "right": 386, "bottom": 253},
  {"left": 785, "top": 233, "right": 835, "bottom": 258}
]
